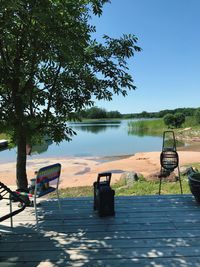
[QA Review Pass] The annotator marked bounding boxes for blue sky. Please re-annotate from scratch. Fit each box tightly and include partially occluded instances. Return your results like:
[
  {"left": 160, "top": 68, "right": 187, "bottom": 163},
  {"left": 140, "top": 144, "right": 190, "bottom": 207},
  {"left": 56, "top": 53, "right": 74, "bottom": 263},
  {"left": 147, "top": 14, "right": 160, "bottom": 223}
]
[{"left": 91, "top": 0, "right": 200, "bottom": 113}]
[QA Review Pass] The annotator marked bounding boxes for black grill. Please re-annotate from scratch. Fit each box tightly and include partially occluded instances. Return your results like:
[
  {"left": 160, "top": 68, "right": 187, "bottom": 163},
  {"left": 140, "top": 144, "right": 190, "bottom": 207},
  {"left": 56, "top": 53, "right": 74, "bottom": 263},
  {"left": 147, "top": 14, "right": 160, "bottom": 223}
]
[{"left": 160, "top": 150, "right": 179, "bottom": 171}]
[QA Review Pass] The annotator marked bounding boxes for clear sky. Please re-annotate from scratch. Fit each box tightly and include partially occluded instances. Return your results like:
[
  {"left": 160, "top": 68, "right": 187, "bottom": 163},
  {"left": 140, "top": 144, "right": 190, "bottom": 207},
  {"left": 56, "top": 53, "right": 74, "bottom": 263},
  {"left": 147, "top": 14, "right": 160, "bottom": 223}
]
[{"left": 91, "top": 0, "right": 200, "bottom": 114}]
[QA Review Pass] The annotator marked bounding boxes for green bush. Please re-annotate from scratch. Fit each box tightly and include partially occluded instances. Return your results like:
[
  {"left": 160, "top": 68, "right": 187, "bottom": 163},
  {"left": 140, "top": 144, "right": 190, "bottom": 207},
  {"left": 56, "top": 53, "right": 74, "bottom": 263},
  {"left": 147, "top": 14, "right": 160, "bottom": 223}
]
[
  {"left": 164, "top": 113, "right": 185, "bottom": 128},
  {"left": 163, "top": 114, "right": 175, "bottom": 128},
  {"left": 175, "top": 112, "right": 185, "bottom": 127}
]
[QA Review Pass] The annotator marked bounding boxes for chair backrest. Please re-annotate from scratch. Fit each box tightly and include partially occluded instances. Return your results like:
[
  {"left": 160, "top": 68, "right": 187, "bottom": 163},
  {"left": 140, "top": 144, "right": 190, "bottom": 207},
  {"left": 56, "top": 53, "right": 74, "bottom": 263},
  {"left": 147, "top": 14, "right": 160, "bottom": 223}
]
[
  {"left": 35, "top": 163, "right": 61, "bottom": 197},
  {"left": 36, "top": 163, "right": 61, "bottom": 184}
]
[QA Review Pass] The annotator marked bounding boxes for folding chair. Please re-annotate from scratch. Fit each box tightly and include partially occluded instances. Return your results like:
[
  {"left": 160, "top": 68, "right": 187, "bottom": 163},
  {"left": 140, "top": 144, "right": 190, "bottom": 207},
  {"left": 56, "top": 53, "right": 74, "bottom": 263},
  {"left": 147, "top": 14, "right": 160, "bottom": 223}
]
[{"left": 19, "top": 163, "right": 62, "bottom": 228}]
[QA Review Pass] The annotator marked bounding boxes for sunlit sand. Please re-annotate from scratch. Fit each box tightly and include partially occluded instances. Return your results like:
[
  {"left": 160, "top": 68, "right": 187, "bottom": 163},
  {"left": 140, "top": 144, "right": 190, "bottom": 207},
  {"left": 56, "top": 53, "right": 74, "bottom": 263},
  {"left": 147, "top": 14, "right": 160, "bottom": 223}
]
[{"left": 0, "top": 151, "right": 200, "bottom": 188}]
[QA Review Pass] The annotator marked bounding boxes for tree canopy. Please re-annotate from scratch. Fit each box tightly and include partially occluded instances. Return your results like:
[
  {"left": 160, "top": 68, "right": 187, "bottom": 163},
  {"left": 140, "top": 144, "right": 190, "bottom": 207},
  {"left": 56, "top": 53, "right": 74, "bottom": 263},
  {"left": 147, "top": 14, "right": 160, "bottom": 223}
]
[
  {"left": 0, "top": 0, "right": 141, "bottom": 190},
  {"left": 163, "top": 113, "right": 185, "bottom": 128}
]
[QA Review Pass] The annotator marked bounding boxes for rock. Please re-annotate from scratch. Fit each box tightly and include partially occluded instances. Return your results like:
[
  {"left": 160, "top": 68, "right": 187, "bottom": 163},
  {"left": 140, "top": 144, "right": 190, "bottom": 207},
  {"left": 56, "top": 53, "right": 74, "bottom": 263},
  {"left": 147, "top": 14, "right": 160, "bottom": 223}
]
[
  {"left": 166, "top": 172, "right": 178, "bottom": 182},
  {"left": 146, "top": 171, "right": 177, "bottom": 182},
  {"left": 146, "top": 171, "right": 161, "bottom": 181},
  {"left": 120, "top": 171, "right": 139, "bottom": 186},
  {"left": 179, "top": 127, "right": 191, "bottom": 132}
]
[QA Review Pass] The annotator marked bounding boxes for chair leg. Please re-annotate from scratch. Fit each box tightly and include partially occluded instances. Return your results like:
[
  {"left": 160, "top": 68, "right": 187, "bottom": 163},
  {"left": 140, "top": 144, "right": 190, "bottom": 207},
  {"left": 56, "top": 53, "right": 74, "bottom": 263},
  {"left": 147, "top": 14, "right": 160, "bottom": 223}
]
[
  {"left": 159, "top": 168, "right": 162, "bottom": 195},
  {"left": 34, "top": 196, "right": 39, "bottom": 229},
  {"left": 177, "top": 166, "right": 183, "bottom": 194},
  {"left": 9, "top": 198, "right": 13, "bottom": 228},
  {"left": 56, "top": 189, "right": 61, "bottom": 211}
]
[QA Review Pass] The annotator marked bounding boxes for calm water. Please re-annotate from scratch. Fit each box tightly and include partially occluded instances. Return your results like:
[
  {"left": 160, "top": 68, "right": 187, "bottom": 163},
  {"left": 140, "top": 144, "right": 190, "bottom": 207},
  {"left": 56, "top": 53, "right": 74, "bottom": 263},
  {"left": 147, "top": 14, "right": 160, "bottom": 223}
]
[{"left": 0, "top": 120, "right": 164, "bottom": 163}]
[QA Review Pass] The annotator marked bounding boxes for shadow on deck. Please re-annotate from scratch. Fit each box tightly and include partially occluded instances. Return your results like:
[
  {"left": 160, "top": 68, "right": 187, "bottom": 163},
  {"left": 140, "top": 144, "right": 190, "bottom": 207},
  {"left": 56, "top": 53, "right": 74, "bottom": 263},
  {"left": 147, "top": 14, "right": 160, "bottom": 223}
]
[{"left": 1, "top": 194, "right": 200, "bottom": 266}]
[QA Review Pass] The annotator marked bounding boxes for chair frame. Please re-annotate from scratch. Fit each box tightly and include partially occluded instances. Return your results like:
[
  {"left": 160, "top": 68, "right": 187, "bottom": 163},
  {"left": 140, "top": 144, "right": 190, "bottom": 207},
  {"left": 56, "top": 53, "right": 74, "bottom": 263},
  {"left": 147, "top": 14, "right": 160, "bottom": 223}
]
[
  {"left": 14, "top": 163, "right": 61, "bottom": 229},
  {"left": 30, "top": 163, "right": 61, "bottom": 228},
  {"left": 0, "top": 182, "right": 26, "bottom": 227}
]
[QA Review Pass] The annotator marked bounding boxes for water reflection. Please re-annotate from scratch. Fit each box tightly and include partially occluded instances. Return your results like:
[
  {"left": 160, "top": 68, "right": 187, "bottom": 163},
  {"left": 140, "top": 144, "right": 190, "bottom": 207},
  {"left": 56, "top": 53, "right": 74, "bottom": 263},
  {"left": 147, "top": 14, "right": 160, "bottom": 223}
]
[
  {"left": 70, "top": 120, "right": 121, "bottom": 125},
  {"left": 127, "top": 128, "right": 161, "bottom": 137},
  {"left": 72, "top": 124, "right": 120, "bottom": 134},
  {"left": 128, "top": 129, "right": 186, "bottom": 148},
  {"left": 70, "top": 120, "right": 121, "bottom": 134},
  {"left": 30, "top": 139, "right": 53, "bottom": 155}
]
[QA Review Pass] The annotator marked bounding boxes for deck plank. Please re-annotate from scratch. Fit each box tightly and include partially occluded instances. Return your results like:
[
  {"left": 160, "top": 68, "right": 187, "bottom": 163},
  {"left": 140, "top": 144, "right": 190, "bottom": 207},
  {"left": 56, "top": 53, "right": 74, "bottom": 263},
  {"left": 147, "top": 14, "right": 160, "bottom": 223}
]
[{"left": 1, "top": 194, "right": 200, "bottom": 266}]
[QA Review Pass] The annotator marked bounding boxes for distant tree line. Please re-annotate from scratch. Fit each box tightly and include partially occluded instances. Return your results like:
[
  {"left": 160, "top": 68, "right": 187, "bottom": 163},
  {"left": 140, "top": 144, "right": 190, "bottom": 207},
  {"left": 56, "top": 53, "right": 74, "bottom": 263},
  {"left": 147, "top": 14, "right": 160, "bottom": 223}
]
[
  {"left": 79, "top": 107, "right": 122, "bottom": 119},
  {"left": 127, "top": 107, "right": 200, "bottom": 128},
  {"left": 79, "top": 106, "right": 200, "bottom": 121},
  {"left": 123, "top": 107, "right": 198, "bottom": 119}
]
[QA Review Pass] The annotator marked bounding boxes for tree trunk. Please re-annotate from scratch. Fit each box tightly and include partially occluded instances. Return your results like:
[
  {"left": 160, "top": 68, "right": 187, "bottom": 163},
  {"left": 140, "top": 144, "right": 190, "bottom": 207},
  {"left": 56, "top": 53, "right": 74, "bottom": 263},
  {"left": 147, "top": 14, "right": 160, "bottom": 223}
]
[{"left": 16, "top": 128, "right": 28, "bottom": 191}]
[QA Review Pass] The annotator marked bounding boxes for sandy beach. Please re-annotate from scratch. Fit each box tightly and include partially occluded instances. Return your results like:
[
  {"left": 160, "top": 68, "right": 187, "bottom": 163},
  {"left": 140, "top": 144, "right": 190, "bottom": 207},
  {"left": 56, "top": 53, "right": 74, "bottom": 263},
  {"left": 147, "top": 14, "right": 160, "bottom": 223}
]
[{"left": 0, "top": 150, "right": 200, "bottom": 188}]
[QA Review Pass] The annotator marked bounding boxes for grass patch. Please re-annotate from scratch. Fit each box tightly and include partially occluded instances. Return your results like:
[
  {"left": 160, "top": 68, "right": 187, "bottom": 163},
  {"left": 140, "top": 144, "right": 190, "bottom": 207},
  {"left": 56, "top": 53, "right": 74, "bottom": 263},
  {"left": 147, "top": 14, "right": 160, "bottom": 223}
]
[
  {"left": 183, "top": 116, "right": 200, "bottom": 128},
  {"left": 128, "top": 116, "right": 200, "bottom": 140},
  {"left": 50, "top": 176, "right": 191, "bottom": 198},
  {"left": 128, "top": 119, "right": 166, "bottom": 136},
  {"left": 55, "top": 186, "right": 93, "bottom": 198},
  {"left": 112, "top": 176, "right": 190, "bottom": 196}
]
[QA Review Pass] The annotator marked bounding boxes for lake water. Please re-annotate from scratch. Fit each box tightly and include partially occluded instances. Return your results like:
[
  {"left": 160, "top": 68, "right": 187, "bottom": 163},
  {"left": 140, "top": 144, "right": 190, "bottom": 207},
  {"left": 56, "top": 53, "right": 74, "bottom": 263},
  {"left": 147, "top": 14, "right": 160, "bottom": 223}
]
[{"left": 0, "top": 120, "right": 165, "bottom": 163}]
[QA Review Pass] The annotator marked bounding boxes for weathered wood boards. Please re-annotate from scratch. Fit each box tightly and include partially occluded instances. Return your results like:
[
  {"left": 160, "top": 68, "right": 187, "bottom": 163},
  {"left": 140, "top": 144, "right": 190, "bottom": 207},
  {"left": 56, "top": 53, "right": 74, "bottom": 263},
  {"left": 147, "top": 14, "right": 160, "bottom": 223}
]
[{"left": 1, "top": 194, "right": 200, "bottom": 266}]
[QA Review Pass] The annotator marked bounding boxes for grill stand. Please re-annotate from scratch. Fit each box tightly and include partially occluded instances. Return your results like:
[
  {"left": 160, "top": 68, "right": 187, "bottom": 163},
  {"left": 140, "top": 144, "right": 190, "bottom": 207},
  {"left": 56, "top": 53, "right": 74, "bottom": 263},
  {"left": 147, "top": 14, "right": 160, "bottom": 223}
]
[{"left": 159, "top": 131, "right": 183, "bottom": 195}]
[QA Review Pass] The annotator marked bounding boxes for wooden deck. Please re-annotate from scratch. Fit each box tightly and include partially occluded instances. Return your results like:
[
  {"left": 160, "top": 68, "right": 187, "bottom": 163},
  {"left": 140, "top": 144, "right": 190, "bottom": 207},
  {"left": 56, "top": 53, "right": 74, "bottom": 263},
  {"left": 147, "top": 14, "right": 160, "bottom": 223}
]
[{"left": 1, "top": 194, "right": 200, "bottom": 266}]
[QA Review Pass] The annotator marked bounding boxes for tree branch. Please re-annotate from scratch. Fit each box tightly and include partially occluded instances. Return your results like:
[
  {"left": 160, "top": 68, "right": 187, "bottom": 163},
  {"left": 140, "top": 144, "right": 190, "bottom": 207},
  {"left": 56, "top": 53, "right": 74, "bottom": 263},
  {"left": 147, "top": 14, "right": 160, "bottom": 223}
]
[
  {"left": 0, "top": 40, "right": 11, "bottom": 71},
  {"left": 45, "top": 63, "right": 62, "bottom": 124}
]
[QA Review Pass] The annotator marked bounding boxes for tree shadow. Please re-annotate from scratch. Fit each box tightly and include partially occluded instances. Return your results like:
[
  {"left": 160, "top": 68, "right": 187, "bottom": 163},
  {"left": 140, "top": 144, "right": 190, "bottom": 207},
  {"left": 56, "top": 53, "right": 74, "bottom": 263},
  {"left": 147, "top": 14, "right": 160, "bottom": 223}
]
[{"left": 1, "top": 196, "right": 200, "bottom": 266}]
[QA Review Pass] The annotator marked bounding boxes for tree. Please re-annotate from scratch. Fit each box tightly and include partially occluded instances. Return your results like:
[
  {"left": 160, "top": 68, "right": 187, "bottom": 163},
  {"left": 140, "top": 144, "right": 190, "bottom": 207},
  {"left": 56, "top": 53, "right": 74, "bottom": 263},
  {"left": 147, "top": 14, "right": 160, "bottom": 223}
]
[
  {"left": 195, "top": 108, "right": 200, "bottom": 124},
  {"left": 87, "top": 107, "right": 107, "bottom": 119},
  {"left": 0, "top": 0, "right": 141, "bottom": 191},
  {"left": 174, "top": 113, "right": 185, "bottom": 128},
  {"left": 107, "top": 110, "right": 122, "bottom": 118},
  {"left": 140, "top": 111, "right": 149, "bottom": 118},
  {"left": 163, "top": 113, "right": 185, "bottom": 128},
  {"left": 163, "top": 114, "right": 175, "bottom": 128}
]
